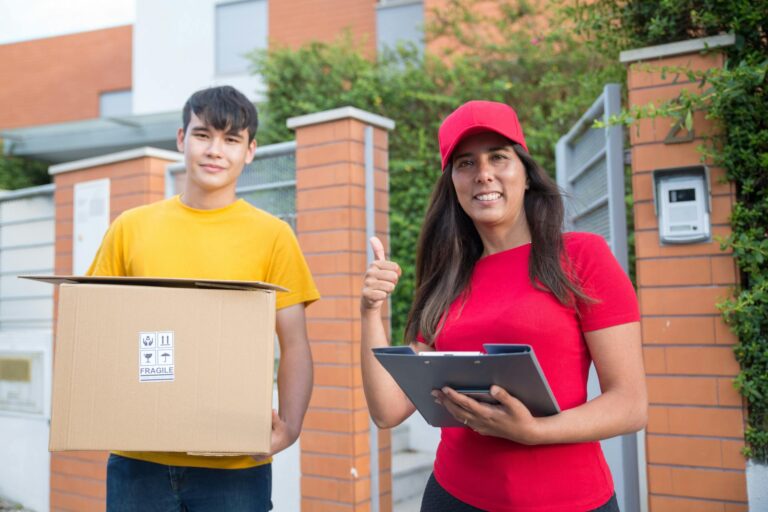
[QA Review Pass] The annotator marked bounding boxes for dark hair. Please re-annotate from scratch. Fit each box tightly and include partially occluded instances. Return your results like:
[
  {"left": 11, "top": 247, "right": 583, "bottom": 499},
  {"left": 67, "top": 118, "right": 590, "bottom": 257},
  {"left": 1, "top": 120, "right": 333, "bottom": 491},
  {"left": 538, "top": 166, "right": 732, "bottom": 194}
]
[
  {"left": 182, "top": 85, "right": 259, "bottom": 141},
  {"left": 404, "top": 144, "right": 592, "bottom": 345}
]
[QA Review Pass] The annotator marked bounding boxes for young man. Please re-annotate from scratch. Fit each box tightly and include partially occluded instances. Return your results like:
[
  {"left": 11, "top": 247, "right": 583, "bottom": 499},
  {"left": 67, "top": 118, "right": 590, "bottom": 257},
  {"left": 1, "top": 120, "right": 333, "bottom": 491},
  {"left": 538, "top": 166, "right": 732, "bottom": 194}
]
[{"left": 88, "top": 85, "right": 319, "bottom": 511}]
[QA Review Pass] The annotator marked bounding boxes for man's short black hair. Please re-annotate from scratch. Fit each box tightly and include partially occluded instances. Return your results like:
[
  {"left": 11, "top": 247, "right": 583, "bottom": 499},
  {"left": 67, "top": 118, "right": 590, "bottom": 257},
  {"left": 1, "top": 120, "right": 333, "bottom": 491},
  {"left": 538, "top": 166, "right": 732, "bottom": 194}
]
[{"left": 182, "top": 85, "right": 259, "bottom": 141}]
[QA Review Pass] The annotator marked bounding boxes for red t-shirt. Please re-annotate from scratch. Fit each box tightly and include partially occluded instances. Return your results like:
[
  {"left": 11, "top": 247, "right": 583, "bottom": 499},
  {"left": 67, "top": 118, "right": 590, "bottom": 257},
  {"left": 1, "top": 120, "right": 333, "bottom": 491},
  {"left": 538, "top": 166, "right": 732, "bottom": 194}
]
[{"left": 426, "top": 232, "right": 639, "bottom": 511}]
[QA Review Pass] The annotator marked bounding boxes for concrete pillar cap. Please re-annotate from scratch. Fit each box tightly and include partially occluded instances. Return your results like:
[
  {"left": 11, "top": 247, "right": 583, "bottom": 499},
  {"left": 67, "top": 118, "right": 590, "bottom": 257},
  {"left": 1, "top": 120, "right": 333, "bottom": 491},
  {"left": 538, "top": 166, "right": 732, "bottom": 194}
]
[
  {"left": 49, "top": 147, "right": 182, "bottom": 175},
  {"left": 287, "top": 106, "right": 395, "bottom": 131},
  {"left": 620, "top": 33, "right": 735, "bottom": 64}
]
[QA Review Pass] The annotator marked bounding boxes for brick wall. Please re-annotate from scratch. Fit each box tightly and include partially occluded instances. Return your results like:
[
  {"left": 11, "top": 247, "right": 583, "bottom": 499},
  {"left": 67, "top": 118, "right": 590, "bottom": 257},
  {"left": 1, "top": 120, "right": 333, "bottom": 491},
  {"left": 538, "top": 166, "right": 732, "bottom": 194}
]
[
  {"left": 50, "top": 150, "right": 178, "bottom": 512},
  {"left": 0, "top": 26, "right": 132, "bottom": 130},
  {"left": 423, "top": 0, "right": 550, "bottom": 57},
  {"left": 290, "top": 108, "right": 393, "bottom": 511},
  {"left": 627, "top": 48, "right": 748, "bottom": 510},
  {"left": 270, "top": 0, "right": 377, "bottom": 57}
]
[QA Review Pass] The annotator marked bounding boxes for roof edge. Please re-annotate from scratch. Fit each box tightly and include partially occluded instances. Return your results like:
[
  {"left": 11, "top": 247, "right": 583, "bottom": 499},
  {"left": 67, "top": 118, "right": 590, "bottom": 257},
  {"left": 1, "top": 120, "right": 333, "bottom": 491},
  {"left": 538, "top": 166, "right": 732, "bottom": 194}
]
[
  {"left": 49, "top": 147, "right": 182, "bottom": 175},
  {"left": 287, "top": 106, "right": 395, "bottom": 131}
]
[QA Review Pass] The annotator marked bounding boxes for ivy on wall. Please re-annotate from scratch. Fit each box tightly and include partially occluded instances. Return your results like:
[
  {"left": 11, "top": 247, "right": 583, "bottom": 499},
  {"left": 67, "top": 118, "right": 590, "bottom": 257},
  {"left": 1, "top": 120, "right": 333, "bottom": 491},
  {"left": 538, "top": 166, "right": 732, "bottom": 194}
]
[
  {"left": 712, "top": 60, "right": 768, "bottom": 462},
  {"left": 572, "top": 0, "right": 768, "bottom": 462}
]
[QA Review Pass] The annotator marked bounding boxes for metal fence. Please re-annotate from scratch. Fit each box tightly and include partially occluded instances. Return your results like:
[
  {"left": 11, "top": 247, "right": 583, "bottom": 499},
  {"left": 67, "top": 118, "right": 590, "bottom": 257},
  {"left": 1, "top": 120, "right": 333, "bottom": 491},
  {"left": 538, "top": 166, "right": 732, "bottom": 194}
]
[
  {"left": 556, "top": 83, "right": 628, "bottom": 271},
  {"left": 555, "top": 84, "right": 645, "bottom": 512},
  {"left": 166, "top": 141, "right": 297, "bottom": 229}
]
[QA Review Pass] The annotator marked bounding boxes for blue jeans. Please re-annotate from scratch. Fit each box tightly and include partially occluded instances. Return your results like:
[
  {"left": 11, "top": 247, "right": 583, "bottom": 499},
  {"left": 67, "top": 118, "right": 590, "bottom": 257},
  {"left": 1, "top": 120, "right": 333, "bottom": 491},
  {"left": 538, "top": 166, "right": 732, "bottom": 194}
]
[{"left": 106, "top": 454, "right": 273, "bottom": 512}]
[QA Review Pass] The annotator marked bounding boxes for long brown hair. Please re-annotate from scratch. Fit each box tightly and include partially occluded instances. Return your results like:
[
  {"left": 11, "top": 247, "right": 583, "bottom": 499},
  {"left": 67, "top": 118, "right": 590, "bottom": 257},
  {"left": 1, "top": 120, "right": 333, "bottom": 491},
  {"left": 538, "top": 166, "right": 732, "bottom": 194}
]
[{"left": 403, "top": 144, "right": 591, "bottom": 345}]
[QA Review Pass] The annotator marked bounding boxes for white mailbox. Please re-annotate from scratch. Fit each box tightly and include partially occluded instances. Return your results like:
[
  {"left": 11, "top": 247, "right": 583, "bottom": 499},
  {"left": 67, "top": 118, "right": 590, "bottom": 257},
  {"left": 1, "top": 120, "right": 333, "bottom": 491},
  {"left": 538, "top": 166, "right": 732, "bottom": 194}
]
[{"left": 653, "top": 166, "right": 711, "bottom": 244}]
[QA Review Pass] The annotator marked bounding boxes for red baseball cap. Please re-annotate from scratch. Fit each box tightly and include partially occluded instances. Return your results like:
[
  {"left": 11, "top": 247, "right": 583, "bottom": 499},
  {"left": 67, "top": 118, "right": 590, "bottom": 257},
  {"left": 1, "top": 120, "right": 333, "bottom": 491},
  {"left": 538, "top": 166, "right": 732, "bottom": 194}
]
[{"left": 438, "top": 100, "right": 528, "bottom": 171}]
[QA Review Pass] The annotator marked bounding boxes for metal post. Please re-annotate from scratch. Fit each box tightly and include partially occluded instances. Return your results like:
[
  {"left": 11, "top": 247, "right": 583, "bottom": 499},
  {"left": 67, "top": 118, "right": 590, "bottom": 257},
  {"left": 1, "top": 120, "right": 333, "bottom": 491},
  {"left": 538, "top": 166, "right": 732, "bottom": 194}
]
[{"left": 364, "top": 126, "right": 380, "bottom": 512}]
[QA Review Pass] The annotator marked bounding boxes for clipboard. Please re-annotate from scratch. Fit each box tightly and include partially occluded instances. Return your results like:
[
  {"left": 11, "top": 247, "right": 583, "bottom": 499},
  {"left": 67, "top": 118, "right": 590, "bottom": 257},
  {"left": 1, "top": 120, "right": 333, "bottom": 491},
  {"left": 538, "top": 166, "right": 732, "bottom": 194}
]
[{"left": 372, "top": 344, "right": 560, "bottom": 427}]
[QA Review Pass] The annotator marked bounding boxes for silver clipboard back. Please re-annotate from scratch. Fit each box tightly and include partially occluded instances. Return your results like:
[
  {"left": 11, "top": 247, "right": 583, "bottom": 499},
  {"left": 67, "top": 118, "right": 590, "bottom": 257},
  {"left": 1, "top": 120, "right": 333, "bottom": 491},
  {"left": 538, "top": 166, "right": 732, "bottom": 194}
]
[{"left": 373, "top": 344, "right": 560, "bottom": 427}]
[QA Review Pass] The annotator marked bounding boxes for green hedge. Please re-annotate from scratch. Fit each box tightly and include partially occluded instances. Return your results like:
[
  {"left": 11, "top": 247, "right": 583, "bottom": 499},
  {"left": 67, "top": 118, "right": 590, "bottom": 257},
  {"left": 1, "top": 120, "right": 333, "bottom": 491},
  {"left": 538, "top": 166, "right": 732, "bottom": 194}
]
[
  {"left": 251, "top": 0, "right": 624, "bottom": 341},
  {"left": 0, "top": 141, "right": 50, "bottom": 190}
]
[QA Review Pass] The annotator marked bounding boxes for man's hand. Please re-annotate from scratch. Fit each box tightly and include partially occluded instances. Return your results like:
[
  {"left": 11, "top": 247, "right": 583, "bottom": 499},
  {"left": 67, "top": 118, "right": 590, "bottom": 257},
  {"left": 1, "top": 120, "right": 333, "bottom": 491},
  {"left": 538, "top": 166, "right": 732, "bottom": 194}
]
[{"left": 251, "top": 409, "right": 298, "bottom": 462}]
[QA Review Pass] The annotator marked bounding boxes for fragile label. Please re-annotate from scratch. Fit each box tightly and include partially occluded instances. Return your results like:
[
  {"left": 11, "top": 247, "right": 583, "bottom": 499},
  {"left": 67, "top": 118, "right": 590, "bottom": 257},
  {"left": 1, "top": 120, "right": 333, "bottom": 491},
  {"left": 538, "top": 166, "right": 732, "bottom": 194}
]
[{"left": 139, "top": 331, "right": 174, "bottom": 382}]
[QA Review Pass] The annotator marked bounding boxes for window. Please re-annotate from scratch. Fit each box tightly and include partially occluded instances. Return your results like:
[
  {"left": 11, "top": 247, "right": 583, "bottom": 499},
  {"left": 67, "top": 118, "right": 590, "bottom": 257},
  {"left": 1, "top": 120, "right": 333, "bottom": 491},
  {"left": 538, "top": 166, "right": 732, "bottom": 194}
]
[
  {"left": 99, "top": 90, "right": 132, "bottom": 117},
  {"left": 376, "top": 0, "right": 424, "bottom": 53},
  {"left": 215, "top": 0, "right": 268, "bottom": 76}
]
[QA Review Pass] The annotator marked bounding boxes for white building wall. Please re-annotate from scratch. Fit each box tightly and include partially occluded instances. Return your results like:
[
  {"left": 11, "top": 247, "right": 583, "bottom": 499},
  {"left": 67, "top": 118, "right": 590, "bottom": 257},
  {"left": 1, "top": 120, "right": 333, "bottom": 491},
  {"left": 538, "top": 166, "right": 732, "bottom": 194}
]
[
  {"left": 0, "top": 330, "right": 53, "bottom": 512},
  {"left": 0, "top": 187, "right": 56, "bottom": 511},
  {"left": 133, "top": 0, "right": 267, "bottom": 115},
  {"left": 0, "top": 0, "right": 134, "bottom": 45}
]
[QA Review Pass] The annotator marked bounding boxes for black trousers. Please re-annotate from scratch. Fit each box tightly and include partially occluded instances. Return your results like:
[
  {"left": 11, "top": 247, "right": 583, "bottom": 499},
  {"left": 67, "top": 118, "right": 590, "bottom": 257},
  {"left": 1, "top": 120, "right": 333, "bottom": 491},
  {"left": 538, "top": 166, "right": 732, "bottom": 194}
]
[{"left": 419, "top": 473, "right": 620, "bottom": 512}]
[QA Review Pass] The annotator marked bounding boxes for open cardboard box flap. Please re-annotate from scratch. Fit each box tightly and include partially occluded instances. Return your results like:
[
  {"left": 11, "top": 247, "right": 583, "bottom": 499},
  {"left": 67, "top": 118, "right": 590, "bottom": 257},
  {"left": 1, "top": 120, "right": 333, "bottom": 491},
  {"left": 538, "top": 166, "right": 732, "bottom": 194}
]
[{"left": 19, "top": 274, "right": 288, "bottom": 292}]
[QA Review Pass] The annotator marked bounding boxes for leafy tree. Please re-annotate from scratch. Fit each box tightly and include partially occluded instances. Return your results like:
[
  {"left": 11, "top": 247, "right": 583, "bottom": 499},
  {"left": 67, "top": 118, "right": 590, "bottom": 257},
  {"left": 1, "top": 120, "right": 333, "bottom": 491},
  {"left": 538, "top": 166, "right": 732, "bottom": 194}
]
[{"left": 251, "top": 0, "right": 625, "bottom": 341}]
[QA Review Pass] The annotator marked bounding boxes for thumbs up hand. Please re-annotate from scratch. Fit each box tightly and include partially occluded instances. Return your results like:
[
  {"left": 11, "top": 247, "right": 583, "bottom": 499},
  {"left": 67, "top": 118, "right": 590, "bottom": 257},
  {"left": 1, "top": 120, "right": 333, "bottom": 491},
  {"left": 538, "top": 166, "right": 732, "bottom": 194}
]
[{"left": 361, "top": 237, "right": 402, "bottom": 312}]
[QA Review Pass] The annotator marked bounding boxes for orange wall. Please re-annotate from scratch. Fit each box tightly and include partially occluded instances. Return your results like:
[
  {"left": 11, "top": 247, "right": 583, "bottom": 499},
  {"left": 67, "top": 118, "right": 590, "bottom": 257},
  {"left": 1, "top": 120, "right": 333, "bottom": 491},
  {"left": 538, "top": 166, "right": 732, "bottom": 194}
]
[
  {"left": 269, "top": 0, "right": 377, "bottom": 55},
  {"left": 0, "top": 26, "right": 132, "bottom": 130},
  {"left": 424, "top": 0, "right": 553, "bottom": 57}
]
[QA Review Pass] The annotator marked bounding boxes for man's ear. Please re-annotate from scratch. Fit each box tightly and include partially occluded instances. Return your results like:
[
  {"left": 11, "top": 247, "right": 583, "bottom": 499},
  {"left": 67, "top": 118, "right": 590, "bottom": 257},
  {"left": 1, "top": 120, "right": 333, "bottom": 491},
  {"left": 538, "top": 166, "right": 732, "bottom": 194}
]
[
  {"left": 244, "top": 139, "right": 257, "bottom": 164},
  {"left": 176, "top": 127, "right": 185, "bottom": 153}
]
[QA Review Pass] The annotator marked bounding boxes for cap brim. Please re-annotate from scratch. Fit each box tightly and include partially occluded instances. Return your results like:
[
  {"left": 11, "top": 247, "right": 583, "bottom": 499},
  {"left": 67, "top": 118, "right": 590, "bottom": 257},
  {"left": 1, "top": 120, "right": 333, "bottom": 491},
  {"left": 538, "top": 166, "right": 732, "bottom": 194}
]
[{"left": 441, "top": 124, "right": 526, "bottom": 170}]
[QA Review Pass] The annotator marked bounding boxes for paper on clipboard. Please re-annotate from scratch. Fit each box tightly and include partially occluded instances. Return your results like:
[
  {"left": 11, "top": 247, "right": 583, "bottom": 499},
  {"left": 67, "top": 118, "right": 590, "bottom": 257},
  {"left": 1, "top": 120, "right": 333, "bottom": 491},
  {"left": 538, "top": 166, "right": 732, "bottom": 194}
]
[{"left": 372, "top": 344, "right": 560, "bottom": 427}]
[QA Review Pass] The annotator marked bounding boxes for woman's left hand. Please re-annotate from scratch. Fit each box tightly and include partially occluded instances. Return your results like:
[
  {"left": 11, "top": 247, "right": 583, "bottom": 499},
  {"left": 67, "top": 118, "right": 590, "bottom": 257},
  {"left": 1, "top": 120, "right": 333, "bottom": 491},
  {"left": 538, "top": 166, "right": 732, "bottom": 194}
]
[{"left": 434, "top": 385, "right": 542, "bottom": 445}]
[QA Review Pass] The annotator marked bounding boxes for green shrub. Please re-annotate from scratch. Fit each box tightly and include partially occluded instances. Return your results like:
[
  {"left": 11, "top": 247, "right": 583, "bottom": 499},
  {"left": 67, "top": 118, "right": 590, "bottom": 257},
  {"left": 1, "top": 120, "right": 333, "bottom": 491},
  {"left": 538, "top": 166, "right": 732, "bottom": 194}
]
[
  {"left": 251, "top": 0, "right": 624, "bottom": 341},
  {"left": 0, "top": 141, "right": 50, "bottom": 190}
]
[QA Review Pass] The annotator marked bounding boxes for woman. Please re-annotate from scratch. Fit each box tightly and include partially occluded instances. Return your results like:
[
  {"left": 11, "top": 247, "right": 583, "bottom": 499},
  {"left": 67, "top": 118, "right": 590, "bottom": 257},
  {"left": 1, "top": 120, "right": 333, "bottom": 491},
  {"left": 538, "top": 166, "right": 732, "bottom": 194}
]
[{"left": 361, "top": 100, "right": 647, "bottom": 511}]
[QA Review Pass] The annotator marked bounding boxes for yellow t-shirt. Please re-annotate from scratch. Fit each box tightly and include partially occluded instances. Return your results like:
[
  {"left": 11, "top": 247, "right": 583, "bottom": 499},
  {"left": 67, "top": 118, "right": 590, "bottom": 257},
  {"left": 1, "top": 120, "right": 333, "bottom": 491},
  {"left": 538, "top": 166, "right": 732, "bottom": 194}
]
[{"left": 87, "top": 195, "right": 320, "bottom": 469}]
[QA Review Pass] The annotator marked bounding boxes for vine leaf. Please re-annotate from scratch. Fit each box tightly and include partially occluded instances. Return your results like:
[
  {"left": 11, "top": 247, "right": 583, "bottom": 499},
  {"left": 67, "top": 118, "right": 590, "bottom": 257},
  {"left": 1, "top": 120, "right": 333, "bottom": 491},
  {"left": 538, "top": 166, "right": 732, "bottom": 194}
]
[{"left": 664, "top": 116, "right": 695, "bottom": 144}]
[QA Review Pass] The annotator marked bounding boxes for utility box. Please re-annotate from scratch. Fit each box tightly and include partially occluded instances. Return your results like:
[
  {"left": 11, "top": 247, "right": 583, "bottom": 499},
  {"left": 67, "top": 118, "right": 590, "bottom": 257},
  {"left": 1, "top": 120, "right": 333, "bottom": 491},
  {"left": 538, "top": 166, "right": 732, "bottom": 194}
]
[
  {"left": 653, "top": 166, "right": 711, "bottom": 244},
  {"left": 21, "top": 275, "right": 283, "bottom": 455}
]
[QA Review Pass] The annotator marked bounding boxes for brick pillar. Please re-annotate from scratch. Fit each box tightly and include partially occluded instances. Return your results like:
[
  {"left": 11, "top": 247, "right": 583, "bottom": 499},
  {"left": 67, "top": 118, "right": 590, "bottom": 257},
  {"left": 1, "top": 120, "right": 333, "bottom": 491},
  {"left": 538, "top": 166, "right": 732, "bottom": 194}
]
[
  {"left": 48, "top": 148, "right": 181, "bottom": 512},
  {"left": 623, "top": 37, "right": 748, "bottom": 510},
  {"left": 288, "top": 108, "right": 394, "bottom": 512}
]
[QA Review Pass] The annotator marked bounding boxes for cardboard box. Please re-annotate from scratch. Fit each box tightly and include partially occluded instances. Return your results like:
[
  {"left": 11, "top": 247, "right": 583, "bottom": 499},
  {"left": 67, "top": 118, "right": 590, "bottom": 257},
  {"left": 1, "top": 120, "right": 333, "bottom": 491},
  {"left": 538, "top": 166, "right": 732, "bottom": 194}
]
[{"left": 22, "top": 275, "right": 283, "bottom": 454}]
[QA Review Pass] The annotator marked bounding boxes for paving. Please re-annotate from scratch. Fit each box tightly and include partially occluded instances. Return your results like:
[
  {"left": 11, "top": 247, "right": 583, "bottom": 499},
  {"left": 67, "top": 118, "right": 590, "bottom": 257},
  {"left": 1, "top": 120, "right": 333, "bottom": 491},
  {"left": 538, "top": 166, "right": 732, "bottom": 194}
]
[
  {"left": 395, "top": 495, "right": 422, "bottom": 511},
  {"left": 0, "top": 497, "right": 33, "bottom": 512}
]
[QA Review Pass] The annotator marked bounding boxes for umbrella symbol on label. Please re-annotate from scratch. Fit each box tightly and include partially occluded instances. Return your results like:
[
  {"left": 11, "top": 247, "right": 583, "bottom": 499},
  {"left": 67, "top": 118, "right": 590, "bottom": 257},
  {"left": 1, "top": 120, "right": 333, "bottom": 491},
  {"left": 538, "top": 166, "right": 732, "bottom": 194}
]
[{"left": 160, "top": 353, "right": 171, "bottom": 363}]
